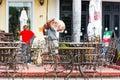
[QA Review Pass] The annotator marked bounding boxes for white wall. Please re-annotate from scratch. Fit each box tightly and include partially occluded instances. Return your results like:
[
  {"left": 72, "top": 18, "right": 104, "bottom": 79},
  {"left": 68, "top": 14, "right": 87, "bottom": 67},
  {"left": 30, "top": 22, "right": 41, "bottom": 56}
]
[
  {"left": 83, "top": 0, "right": 120, "bottom": 2},
  {"left": 48, "top": 0, "right": 59, "bottom": 20}
]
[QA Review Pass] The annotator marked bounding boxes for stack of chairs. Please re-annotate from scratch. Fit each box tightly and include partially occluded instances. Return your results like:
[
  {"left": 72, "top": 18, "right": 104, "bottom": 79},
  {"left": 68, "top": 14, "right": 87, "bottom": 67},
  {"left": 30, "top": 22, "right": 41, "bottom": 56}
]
[{"left": 0, "top": 30, "right": 14, "bottom": 42}]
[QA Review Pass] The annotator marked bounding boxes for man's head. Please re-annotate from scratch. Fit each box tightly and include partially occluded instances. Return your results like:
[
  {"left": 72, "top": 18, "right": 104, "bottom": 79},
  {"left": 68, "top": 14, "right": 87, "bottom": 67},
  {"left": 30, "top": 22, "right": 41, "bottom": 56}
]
[{"left": 23, "top": 25, "right": 28, "bottom": 30}]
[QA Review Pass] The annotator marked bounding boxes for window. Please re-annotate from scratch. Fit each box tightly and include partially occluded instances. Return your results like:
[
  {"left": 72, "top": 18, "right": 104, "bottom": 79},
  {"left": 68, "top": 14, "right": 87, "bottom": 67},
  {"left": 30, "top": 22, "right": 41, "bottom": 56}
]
[{"left": 60, "top": 0, "right": 72, "bottom": 37}]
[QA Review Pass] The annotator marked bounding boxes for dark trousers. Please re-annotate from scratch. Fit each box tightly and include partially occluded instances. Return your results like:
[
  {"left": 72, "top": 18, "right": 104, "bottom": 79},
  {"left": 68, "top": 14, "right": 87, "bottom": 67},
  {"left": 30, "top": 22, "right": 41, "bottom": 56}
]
[{"left": 22, "top": 43, "right": 31, "bottom": 63}]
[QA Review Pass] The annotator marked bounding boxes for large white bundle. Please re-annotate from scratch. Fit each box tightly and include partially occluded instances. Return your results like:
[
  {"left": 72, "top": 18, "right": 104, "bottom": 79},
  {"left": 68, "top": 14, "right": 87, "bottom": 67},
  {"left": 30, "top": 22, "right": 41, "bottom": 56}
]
[
  {"left": 19, "top": 8, "right": 28, "bottom": 31},
  {"left": 50, "top": 19, "right": 65, "bottom": 32},
  {"left": 87, "top": 0, "right": 102, "bottom": 39}
]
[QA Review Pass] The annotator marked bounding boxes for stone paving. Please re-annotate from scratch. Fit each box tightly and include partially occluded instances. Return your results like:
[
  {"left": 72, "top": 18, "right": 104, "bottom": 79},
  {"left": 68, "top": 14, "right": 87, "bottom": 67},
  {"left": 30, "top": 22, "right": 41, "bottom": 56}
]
[{"left": 0, "top": 77, "right": 120, "bottom": 80}]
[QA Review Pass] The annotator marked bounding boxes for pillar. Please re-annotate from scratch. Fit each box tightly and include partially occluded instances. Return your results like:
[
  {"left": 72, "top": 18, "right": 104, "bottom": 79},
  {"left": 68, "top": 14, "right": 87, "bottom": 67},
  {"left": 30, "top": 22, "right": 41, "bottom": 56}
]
[{"left": 72, "top": 0, "right": 82, "bottom": 42}]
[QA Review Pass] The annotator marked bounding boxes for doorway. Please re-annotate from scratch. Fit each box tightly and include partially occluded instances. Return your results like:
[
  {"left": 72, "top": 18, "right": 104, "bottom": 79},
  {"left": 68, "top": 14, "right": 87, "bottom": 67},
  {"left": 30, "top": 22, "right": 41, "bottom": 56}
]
[
  {"left": 102, "top": 2, "right": 120, "bottom": 38},
  {"left": 7, "top": 1, "right": 33, "bottom": 40}
]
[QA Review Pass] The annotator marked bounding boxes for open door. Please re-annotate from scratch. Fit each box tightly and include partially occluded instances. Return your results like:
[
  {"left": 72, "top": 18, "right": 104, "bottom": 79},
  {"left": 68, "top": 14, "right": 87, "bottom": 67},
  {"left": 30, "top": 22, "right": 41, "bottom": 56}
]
[{"left": 8, "top": 1, "right": 33, "bottom": 40}]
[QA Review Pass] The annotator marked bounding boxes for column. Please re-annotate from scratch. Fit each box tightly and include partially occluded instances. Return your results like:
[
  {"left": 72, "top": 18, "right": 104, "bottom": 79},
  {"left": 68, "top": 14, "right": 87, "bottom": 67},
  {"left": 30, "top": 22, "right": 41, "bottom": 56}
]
[
  {"left": 73, "top": 0, "right": 81, "bottom": 42},
  {"left": 56, "top": 0, "right": 60, "bottom": 19},
  {"left": 55, "top": 0, "right": 60, "bottom": 38}
]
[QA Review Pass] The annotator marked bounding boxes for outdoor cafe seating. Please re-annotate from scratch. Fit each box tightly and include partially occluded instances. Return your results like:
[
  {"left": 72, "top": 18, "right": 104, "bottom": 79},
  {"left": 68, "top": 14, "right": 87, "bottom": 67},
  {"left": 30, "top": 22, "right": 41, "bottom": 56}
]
[
  {"left": 0, "top": 30, "right": 28, "bottom": 78},
  {"left": 41, "top": 33, "right": 119, "bottom": 79},
  {"left": 0, "top": 29, "right": 119, "bottom": 79}
]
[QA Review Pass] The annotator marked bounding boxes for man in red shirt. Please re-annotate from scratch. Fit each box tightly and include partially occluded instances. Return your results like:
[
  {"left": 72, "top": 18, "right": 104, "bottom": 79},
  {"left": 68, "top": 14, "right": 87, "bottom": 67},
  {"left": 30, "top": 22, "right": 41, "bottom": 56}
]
[
  {"left": 18, "top": 25, "right": 35, "bottom": 64},
  {"left": 19, "top": 25, "right": 35, "bottom": 44}
]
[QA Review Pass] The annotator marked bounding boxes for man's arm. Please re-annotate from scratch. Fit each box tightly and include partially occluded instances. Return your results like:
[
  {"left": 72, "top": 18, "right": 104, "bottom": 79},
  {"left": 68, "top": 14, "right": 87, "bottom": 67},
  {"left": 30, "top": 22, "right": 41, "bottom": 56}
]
[
  {"left": 43, "top": 26, "right": 46, "bottom": 35},
  {"left": 17, "top": 30, "right": 21, "bottom": 35}
]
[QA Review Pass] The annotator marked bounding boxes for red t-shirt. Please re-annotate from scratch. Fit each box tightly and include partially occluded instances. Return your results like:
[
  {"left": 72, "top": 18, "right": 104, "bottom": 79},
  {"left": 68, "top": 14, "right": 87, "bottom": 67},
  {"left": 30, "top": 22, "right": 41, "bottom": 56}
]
[{"left": 20, "top": 30, "right": 34, "bottom": 44}]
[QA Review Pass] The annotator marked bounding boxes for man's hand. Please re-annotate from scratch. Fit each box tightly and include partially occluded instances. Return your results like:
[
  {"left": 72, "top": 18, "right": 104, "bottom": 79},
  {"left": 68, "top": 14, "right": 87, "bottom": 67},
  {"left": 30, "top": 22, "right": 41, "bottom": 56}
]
[{"left": 17, "top": 30, "right": 20, "bottom": 34}]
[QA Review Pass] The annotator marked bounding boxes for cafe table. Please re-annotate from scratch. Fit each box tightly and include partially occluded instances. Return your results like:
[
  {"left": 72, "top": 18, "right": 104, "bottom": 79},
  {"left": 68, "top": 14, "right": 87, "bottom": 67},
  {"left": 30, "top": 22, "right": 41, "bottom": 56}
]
[{"left": 58, "top": 46, "right": 98, "bottom": 79}]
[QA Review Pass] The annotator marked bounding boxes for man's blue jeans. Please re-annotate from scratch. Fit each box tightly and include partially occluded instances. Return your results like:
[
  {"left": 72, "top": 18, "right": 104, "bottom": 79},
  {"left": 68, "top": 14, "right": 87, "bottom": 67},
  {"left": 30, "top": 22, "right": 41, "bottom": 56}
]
[{"left": 22, "top": 43, "right": 31, "bottom": 63}]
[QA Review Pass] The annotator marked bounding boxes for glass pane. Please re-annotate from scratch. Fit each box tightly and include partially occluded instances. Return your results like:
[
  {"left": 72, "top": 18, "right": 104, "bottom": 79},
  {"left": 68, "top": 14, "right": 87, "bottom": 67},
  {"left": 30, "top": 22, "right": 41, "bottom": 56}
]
[
  {"left": 82, "top": 1, "right": 89, "bottom": 11},
  {"left": 114, "top": 15, "right": 119, "bottom": 37},
  {"left": 81, "top": 15, "right": 87, "bottom": 41},
  {"left": 104, "top": 15, "right": 110, "bottom": 31},
  {"left": 104, "top": 5, "right": 111, "bottom": 12},
  {"left": 103, "top": 2, "right": 111, "bottom": 12},
  {"left": 60, "top": 0, "right": 72, "bottom": 36},
  {"left": 114, "top": 4, "right": 120, "bottom": 12}
]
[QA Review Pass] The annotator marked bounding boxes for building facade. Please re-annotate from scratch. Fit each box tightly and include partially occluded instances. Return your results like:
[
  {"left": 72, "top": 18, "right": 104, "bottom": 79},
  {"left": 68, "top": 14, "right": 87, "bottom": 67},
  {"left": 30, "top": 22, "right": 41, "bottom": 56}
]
[
  {"left": 0, "top": 0, "right": 120, "bottom": 42},
  {"left": 0, "top": 0, "right": 60, "bottom": 39}
]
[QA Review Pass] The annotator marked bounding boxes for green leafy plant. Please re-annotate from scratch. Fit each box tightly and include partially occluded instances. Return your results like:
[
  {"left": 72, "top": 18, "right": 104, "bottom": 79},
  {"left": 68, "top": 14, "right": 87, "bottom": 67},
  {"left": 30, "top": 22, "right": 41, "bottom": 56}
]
[
  {"left": 59, "top": 43, "right": 68, "bottom": 47},
  {"left": 117, "top": 51, "right": 120, "bottom": 61}
]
